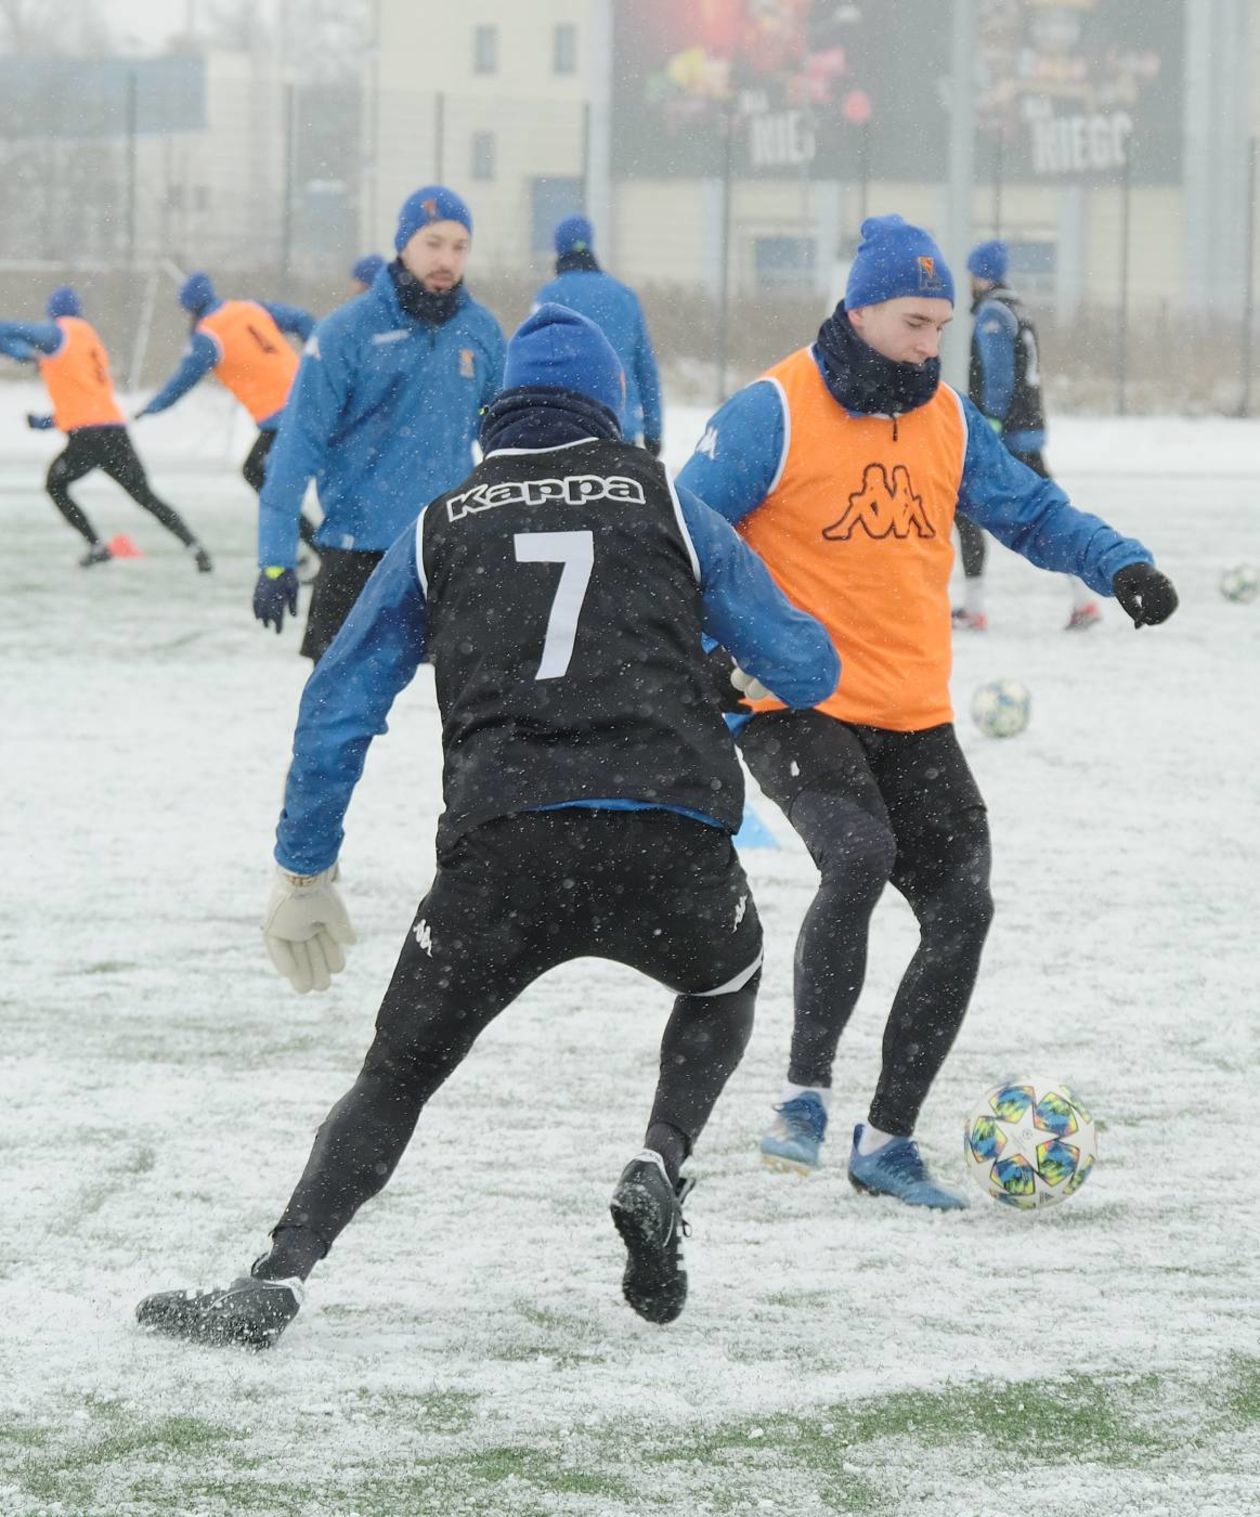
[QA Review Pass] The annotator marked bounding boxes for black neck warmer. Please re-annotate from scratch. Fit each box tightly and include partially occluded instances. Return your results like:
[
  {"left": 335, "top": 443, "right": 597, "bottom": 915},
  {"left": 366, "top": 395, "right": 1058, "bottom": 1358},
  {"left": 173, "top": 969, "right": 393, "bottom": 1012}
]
[
  {"left": 480, "top": 386, "right": 622, "bottom": 454},
  {"left": 814, "top": 303, "right": 941, "bottom": 416},
  {"left": 389, "top": 260, "right": 467, "bottom": 326},
  {"left": 555, "top": 248, "right": 601, "bottom": 275}
]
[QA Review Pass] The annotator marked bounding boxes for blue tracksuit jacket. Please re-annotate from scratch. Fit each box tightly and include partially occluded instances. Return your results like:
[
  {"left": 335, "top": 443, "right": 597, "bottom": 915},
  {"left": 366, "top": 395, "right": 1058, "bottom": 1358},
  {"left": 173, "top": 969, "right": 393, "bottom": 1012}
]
[
  {"left": 140, "top": 300, "right": 315, "bottom": 430},
  {"left": 273, "top": 459, "right": 840, "bottom": 874},
  {"left": 258, "top": 270, "right": 506, "bottom": 567},
  {"left": 971, "top": 294, "right": 1046, "bottom": 454},
  {"left": 676, "top": 350, "right": 1152, "bottom": 598},
  {"left": 533, "top": 270, "right": 662, "bottom": 443}
]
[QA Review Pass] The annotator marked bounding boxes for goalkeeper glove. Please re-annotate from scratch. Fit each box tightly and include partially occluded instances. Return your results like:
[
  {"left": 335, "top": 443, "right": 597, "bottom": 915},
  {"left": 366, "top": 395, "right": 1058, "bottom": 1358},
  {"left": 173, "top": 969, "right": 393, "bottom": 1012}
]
[{"left": 262, "top": 864, "right": 356, "bottom": 994}]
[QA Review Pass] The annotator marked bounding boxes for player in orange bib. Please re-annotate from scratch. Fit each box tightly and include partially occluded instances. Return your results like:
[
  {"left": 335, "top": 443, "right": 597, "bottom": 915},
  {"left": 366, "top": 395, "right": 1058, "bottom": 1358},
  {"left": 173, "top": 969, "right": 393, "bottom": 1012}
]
[
  {"left": 0, "top": 287, "right": 211, "bottom": 569},
  {"left": 137, "top": 274, "right": 320, "bottom": 559},
  {"left": 678, "top": 216, "right": 1179, "bottom": 1209}
]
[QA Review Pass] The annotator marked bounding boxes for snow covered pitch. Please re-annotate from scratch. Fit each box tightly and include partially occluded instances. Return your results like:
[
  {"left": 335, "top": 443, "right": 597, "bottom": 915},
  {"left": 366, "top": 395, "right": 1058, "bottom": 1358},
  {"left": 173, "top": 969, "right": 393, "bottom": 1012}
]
[{"left": 2, "top": 393, "right": 1257, "bottom": 1515}]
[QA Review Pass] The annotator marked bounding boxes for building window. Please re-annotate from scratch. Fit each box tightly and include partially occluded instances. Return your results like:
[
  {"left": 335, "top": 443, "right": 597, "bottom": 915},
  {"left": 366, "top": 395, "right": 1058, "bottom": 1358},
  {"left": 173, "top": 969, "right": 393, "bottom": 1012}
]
[
  {"left": 473, "top": 24, "right": 497, "bottom": 74},
  {"left": 471, "top": 131, "right": 495, "bottom": 181},
  {"left": 553, "top": 23, "right": 578, "bottom": 75}
]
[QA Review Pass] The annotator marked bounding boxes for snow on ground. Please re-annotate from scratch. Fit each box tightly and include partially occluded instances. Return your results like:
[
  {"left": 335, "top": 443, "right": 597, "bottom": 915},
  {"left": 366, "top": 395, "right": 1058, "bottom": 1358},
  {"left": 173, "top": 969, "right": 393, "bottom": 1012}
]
[{"left": 1, "top": 393, "right": 1257, "bottom": 1515}]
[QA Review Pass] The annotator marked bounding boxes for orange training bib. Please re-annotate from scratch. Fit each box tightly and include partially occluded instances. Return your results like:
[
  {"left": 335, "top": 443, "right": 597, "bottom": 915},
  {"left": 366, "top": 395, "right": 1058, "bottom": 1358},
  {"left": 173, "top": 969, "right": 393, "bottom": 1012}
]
[
  {"left": 198, "top": 300, "right": 298, "bottom": 423},
  {"left": 37, "top": 317, "right": 124, "bottom": 431}
]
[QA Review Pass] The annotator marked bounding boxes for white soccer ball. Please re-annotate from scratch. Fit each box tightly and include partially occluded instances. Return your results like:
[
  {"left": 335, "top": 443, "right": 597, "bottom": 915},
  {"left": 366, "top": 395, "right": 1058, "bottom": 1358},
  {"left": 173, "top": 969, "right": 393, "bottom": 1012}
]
[
  {"left": 1219, "top": 564, "right": 1259, "bottom": 603},
  {"left": 970, "top": 678, "right": 1031, "bottom": 738},
  {"left": 963, "top": 1076, "right": 1097, "bottom": 1210}
]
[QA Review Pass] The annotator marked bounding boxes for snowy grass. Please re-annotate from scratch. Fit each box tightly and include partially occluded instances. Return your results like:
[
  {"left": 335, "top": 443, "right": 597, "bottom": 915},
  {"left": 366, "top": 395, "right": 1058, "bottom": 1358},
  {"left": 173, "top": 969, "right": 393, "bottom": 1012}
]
[{"left": 1, "top": 410, "right": 1258, "bottom": 1515}]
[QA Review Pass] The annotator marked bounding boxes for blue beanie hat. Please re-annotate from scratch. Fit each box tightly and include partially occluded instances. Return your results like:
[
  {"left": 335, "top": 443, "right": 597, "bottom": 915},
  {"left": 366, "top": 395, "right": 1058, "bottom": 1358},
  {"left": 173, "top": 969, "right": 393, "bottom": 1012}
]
[
  {"left": 351, "top": 253, "right": 386, "bottom": 286},
  {"left": 967, "top": 239, "right": 1008, "bottom": 284},
  {"left": 179, "top": 271, "right": 216, "bottom": 316},
  {"left": 46, "top": 285, "right": 82, "bottom": 319},
  {"left": 554, "top": 214, "right": 595, "bottom": 256},
  {"left": 503, "top": 303, "right": 624, "bottom": 420},
  {"left": 845, "top": 215, "right": 954, "bottom": 310},
  {"left": 394, "top": 185, "right": 473, "bottom": 254}
]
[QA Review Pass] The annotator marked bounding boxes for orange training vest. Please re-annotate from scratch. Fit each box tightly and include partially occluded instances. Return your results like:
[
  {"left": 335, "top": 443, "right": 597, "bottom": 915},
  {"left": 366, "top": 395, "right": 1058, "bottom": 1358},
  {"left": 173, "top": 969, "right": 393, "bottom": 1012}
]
[
  {"left": 198, "top": 300, "right": 298, "bottom": 423},
  {"left": 37, "top": 317, "right": 125, "bottom": 431},
  {"left": 737, "top": 346, "right": 967, "bottom": 732}
]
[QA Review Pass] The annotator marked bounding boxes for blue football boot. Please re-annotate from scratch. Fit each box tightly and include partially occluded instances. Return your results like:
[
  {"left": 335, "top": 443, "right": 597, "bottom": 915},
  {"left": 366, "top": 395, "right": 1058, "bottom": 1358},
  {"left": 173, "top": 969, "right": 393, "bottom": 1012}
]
[
  {"left": 759, "top": 1092, "right": 828, "bottom": 1175},
  {"left": 847, "top": 1124, "right": 969, "bottom": 1210}
]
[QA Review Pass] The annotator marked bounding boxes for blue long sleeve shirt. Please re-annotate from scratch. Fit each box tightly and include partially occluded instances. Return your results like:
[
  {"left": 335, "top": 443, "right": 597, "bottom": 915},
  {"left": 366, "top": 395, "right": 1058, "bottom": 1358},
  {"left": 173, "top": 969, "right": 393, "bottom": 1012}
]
[
  {"left": 533, "top": 270, "right": 663, "bottom": 442},
  {"left": 258, "top": 269, "right": 506, "bottom": 567},
  {"left": 676, "top": 356, "right": 1152, "bottom": 599},
  {"left": 0, "top": 320, "right": 62, "bottom": 357},
  {"left": 273, "top": 474, "right": 839, "bottom": 874}
]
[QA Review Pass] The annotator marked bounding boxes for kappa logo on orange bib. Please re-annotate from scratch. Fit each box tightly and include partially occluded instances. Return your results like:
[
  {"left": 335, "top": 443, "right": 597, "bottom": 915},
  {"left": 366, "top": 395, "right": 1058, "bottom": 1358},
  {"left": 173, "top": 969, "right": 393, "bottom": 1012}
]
[{"left": 822, "top": 463, "right": 935, "bottom": 542}]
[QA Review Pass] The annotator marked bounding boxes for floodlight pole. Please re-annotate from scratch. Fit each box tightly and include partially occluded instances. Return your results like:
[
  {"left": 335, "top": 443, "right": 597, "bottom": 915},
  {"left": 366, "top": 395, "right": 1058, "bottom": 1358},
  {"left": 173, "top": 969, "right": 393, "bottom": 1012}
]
[{"left": 943, "top": 0, "right": 975, "bottom": 392}]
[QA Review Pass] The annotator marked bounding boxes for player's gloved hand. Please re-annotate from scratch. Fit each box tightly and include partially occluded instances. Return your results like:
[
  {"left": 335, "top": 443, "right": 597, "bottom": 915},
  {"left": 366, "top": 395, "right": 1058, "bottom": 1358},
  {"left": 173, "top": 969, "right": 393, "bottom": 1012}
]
[
  {"left": 263, "top": 864, "right": 356, "bottom": 994},
  {"left": 253, "top": 567, "right": 299, "bottom": 633},
  {"left": 26, "top": 412, "right": 54, "bottom": 430},
  {"left": 730, "top": 665, "right": 770, "bottom": 702},
  {"left": 643, "top": 435, "right": 662, "bottom": 458},
  {"left": 1112, "top": 562, "right": 1179, "bottom": 628}
]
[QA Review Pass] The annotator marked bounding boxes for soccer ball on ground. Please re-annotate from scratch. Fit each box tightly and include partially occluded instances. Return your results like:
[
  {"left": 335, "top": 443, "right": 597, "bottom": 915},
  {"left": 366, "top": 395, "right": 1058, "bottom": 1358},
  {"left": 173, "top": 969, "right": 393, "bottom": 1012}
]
[
  {"left": 971, "top": 678, "right": 1031, "bottom": 739},
  {"left": 963, "top": 1076, "right": 1097, "bottom": 1209},
  {"left": 1219, "top": 564, "right": 1259, "bottom": 603}
]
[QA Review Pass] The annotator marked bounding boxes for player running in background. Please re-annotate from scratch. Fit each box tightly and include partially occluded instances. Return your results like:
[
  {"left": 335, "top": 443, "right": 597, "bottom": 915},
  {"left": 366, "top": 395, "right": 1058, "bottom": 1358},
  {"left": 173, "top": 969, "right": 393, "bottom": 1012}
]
[
  {"left": 348, "top": 254, "right": 385, "bottom": 296},
  {"left": 136, "top": 273, "right": 320, "bottom": 560},
  {"left": 955, "top": 239, "right": 1100, "bottom": 631},
  {"left": 252, "top": 184, "right": 506, "bottom": 663},
  {"left": 134, "top": 306, "right": 839, "bottom": 1349},
  {"left": 534, "top": 215, "right": 663, "bottom": 455},
  {"left": 0, "top": 286, "right": 211, "bottom": 570},
  {"left": 679, "top": 215, "right": 1178, "bottom": 1209}
]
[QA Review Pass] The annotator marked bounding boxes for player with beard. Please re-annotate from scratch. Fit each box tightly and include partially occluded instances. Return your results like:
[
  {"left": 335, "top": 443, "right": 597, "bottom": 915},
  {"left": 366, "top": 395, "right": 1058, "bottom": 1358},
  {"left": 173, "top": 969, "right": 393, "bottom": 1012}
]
[
  {"left": 679, "top": 215, "right": 1178, "bottom": 1208},
  {"left": 134, "top": 306, "right": 839, "bottom": 1349},
  {"left": 252, "top": 185, "right": 506, "bottom": 662}
]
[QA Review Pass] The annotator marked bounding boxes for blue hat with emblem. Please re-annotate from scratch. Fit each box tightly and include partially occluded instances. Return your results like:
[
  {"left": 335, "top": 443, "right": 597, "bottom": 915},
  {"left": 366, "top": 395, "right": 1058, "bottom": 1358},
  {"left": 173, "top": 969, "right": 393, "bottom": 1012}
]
[
  {"left": 845, "top": 215, "right": 954, "bottom": 310},
  {"left": 395, "top": 185, "right": 473, "bottom": 254},
  {"left": 504, "top": 303, "right": 624, "bottom": 420},
  {"left": 46, "top": 285, "right": 82, "bottom": 319},
  {"left": 554, "top": 214, "right": 595, "bottom": 256}
]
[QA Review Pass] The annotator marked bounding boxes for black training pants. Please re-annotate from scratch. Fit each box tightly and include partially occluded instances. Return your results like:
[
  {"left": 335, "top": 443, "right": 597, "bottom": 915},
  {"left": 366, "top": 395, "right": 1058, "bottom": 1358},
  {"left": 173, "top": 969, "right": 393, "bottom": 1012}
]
[
  {"left": 45, "top": 425, "right": 197, "bottom": 548},
  {"left": 299, "top": 546, "right": 384, "bottom": 663},
  {"left": 739, "top": 711, "right": 993, "bottom": 1135},
  {"left": 956, "top": 448, "right": 1047, "bottom": 580},
  {"left": 242, "top": 428, "right": 318, "bottom": 551},
  {"left": 272, "top": 811, "right": 763, "bottom": 1257}
]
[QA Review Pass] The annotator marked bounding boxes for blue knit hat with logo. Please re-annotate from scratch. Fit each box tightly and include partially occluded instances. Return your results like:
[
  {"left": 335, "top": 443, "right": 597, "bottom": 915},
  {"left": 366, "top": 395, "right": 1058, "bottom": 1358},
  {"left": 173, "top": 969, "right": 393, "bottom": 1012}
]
[
  {"left": 554, "top": 214, "right": 595, "bottom": 256},
  {"left": 503, "top": 303, "right": 624, "bottom": 419},
  {"left": 179, "top": 272, "right": 217, "bottom": 316},
  {"left": 395, "top": 185, "right": 473, "bottom": 254},
  {"left": 351, "top": 253, "right": 386, "bottom": 286},
  {"left": 967, "top": 239, "right": 1009, "bottom": 284},
  {"left": 46, "top": 285, "right": 82, "bottom": 319},
  {"left": 845, "top": 215, "right": 954, "bottom": 310}
]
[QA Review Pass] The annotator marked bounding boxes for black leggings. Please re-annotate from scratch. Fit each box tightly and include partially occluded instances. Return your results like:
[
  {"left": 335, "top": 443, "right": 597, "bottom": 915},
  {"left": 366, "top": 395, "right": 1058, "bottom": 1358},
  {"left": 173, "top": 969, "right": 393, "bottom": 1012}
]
[
  {"left": 740, "top": 712, "right": 993, "bottom": 1135},
  {"left": 242, "top": 428, "right": 318, "bottom": 550},
  {"left": 46, "top": 425, "right": 197, "bottom": 548},
  {"left": 956, "top": 448, "right": 1047, "bottom": 580},
  {"left": 267, "top": 811, "right": 763, "bottom": 1273}
]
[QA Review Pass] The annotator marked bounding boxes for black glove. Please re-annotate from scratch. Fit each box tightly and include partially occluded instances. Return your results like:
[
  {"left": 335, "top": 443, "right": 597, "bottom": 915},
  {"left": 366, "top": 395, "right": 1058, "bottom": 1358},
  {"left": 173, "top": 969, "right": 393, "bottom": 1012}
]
[
  {"left": 1112, "top": 562, "right": 1178, "bottom": 628},
  {"left": 704, "top": 645, "right": 747, "bottom": 712},
  {"left": 253, "top": 567, "right": 299, "bottom": 633},
  {"left": 643, "top": 436, "right": 662, "bottom": 458}
]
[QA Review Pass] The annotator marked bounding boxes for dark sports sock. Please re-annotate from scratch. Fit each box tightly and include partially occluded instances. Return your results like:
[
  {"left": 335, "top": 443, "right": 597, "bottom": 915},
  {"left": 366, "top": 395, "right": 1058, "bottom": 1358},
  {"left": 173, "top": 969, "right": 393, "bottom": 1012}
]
[
  {"left": 643, "top": 1123, "right": 689, "bottom": 1186},
  {"left": 254, "top": 1225, "right": 327, "bottom": 1283}
]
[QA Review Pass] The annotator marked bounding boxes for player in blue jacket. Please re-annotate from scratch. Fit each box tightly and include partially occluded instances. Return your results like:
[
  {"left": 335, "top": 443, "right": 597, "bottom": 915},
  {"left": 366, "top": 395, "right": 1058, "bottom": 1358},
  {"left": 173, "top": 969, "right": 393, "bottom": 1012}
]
[
  {"left": 254, "top": 184, "right": 507, "bottom": 662},
  {"left": 134, "top": 306, "right": 839, "bottom": 1348},
  {"left": 348, "top": 254, "right": 386, "bottom": 295},
  {"left": 958, "top": 239, "right": 1099, "bottom": 630},
  {"left": 534, "top": 215, "right": 663, "bottom": 454}
]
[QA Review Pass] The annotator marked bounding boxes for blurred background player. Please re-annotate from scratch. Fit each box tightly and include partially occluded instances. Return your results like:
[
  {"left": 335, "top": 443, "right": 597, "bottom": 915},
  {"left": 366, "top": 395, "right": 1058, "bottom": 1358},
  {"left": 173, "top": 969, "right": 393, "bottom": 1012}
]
[
  {"left": 956, "top": 239, "right": 1100, "bottom": 631},
  {"left": 137, "top": 273, "right": 321, "bottom": 564},
  {"left": 0, "top": 286, "right": 211, "bottom": 570},
  {"left": 253, "top": 184, "right": 505, "bottom": 663},
  {"left": 133, "top": 306, "right": 839, "bottom": 1348},
  {"left": 534, "top": 214, "right": 662, "bottom": 455},
  {"left": 679, "top": 215, "right": 1178, "bottom": 1210},
  {"left": 348, "top": 254, "right": 385, "bottom": 296}
]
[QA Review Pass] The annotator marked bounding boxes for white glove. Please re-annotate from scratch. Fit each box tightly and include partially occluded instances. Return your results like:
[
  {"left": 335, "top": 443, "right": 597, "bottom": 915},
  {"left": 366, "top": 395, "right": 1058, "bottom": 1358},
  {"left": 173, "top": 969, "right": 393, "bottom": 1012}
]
[
  {"left": 730, "top": 665, "right": 771, "bottom": 702},
  {"left": 262, "top": 864, "right": 356, "bottom": 994}
]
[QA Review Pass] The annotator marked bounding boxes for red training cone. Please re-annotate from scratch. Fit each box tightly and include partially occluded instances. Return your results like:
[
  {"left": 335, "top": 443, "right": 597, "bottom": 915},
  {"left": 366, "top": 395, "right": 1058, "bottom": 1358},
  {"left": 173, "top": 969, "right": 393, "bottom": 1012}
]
[{"left": 107, "top": 533, "right": 144, "bottom": 558}]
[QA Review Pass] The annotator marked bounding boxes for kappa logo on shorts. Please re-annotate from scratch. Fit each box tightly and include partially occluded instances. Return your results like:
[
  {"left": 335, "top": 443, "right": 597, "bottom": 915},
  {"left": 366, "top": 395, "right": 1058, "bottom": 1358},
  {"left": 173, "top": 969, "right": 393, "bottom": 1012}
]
[
  {"left": 822, "top": 463, "right": 935, "bottom": 542},
  {"left": 446, "top": 473, "right": 646, "bottom": 522},
  {"left": 413, "top": 918, "right": 433, "bottom": 956}
]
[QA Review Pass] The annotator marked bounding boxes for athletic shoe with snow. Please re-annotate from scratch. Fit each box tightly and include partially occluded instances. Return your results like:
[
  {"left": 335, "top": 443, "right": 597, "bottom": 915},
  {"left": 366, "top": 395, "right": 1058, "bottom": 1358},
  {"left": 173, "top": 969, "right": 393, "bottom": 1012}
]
[
  {"left": 610, "top": 1151, "right": 694, "bottom": 1324},
  {"left": 847, "top": 1124, "right": 968, "bottom": 1211},
  {"left": 760, "top": 1092, "right": 828, "bottom": 1174},
  {"left": 951, "top": 607, "right": 988, "bottom": 631},
  {"left": 79, "top": 542, "right": 112, "bottom": 568},
  {"left": 191, "top": 544, "right": 214, "bottom": 573},
  {"left": 135, "top": 1271, "right": 303, "bottom": 1350},
  {"left": 1065, "top": 601, "right": 1102, "bottom": 631}
]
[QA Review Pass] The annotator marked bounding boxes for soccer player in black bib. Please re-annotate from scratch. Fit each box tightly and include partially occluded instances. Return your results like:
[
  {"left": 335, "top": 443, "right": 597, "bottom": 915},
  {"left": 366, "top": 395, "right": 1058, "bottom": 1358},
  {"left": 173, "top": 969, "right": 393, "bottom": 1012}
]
[{"left": 136, "top": 305, "right": 840, "bottom": 1349}]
